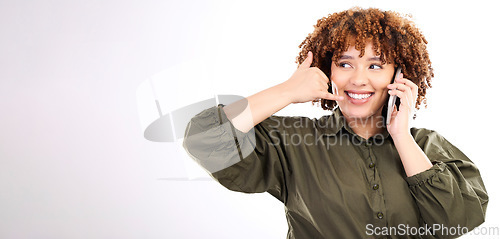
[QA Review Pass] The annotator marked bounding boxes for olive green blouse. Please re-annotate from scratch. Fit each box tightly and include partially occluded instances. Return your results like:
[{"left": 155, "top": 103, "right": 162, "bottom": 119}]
[{"left": 183, "top": 104, "right": 488, "bottom": 239}]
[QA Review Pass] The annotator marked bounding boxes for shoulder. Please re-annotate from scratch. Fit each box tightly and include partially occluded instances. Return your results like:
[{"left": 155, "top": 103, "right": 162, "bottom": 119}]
[
  {"left": 411, "top": 127, "right": 435, "bottom": 138},
  {"left": 410, "top": 127, "right": 460, "bottom": 157},
  {"left": 410, "top": 127, "right": 445, "bottom": 143}
]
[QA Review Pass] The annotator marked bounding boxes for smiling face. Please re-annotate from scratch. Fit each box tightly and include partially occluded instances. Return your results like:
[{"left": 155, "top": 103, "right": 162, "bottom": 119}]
[{"left": 331, "top": 41, "right": 395, "bottom": 120}]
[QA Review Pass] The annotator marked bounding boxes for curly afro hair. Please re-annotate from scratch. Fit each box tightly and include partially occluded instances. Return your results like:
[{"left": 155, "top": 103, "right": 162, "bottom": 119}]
[{"left": 296, "top": 7, "right": 433, "bottom": 111}]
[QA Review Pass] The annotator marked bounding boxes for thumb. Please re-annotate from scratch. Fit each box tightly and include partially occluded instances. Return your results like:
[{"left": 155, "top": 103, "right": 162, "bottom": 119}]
[{"left": 299, "top": 51, "right": 313, "bottom": 69}]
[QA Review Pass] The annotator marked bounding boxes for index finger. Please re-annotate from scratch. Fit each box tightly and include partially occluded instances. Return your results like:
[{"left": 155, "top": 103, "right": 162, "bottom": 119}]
[{"left": 396, "top": 75, "right": 418, "bottom": 91}]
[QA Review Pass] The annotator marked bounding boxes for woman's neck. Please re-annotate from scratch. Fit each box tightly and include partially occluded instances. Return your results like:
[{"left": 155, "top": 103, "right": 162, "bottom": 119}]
[{"left": 344, "top": 113, "right": 385, "bottom": 140}]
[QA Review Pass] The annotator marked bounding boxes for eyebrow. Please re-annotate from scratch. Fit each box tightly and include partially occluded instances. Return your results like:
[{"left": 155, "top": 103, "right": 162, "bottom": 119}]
[
  {"left": 368, "top": 56, "right": 382, "bottom": 61},
  {"left": 339, "top": 55, "right": 382, "bottom": 61}
]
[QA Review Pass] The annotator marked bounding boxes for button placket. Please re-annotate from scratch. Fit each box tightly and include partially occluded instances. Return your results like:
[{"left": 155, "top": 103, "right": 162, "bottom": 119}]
[{"left": 367, "top": 144, "right": 387, "bottom": 223}]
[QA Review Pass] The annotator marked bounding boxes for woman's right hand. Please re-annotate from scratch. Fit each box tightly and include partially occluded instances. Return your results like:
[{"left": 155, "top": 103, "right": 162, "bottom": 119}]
[
  {"left": 281, "top": 51, "right": 344, "bottom": 104},
  {"left": 223, "top": 51, "right": 344, "bottom": 133}
]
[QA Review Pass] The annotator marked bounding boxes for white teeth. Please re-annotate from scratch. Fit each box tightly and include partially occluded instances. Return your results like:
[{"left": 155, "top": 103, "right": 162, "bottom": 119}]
[{"left": 347, "top": 92, "right": 372, "bottom": 99}]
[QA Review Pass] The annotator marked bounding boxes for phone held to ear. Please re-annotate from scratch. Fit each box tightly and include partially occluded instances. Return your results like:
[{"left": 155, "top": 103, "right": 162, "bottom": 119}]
[
  {"left": 386, "top": 67, "right": 402, "bottom": 125},
  {"left": 331, "top": 81, "right": 338, "bottom": 95}
]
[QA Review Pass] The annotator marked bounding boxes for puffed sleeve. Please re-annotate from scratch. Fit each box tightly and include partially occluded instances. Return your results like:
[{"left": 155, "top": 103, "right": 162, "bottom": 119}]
[
  {"left": 405, "top": 128, "right": 488, "bottom": 237},
  {"left": 183, "top": 104, "right": 289, "bottom": 202}
]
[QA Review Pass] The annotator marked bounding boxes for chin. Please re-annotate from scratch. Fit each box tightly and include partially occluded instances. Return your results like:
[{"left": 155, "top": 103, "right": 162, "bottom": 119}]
[
  {"left": 339, "top": 105, "right": 381, "bottom": 120},
  {"left": 345, "top": 110, "right": 372, "bottom": 119}
]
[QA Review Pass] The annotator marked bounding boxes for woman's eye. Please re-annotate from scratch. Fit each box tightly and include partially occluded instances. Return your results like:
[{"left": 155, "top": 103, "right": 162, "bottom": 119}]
[
  {"left": 369, "top": 64, "right": 382, "bottom": 70},
  {"left": 339, "top": 62, "right": 352, "bottom": 68}
]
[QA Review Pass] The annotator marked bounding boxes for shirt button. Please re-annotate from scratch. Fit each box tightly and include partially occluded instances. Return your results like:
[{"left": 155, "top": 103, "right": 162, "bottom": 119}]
[
  {"left": 369, "top": 162, "right": 375, "bottom": 168},
  {"left": 377, "top": 212, "right": 384, "bottom": 219},
  {"left": 372, "top": 184, "right": 379, "bottom": 190}
]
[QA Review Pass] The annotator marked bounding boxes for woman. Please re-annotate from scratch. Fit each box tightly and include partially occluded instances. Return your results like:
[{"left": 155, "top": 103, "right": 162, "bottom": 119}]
[{"left": 183, "top": 7, "right": 488, "bottom": 238}]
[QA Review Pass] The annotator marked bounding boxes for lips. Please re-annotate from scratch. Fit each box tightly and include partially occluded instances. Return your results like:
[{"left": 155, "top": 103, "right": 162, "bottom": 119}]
[{"left": 345, "top": 90, "right": 374, "bottom": 105}]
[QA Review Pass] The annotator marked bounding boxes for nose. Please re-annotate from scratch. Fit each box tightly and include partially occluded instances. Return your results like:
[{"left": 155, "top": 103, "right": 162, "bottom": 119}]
[{"left": 350, "top": 68, "right": 369, "bottom": 86}]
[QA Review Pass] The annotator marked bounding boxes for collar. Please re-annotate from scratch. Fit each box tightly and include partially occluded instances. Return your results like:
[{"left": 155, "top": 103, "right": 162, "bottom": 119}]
[
  {"left": 315, "top": 106, "right": 344, "bottom": 136},
  {"left": 316, "top": 107, "right": 390, "bottom": 141}
]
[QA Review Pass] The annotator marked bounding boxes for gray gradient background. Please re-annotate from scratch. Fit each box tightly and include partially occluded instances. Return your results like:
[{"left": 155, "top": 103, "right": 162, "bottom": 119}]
[{"left": 1, "top": 0, "right": 498, "bottom": 238}]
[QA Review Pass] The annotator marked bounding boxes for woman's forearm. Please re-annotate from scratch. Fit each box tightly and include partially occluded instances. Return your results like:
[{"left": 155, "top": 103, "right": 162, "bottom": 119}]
[
  {"left": 393, "top": 134, "right": 433, "bottom": 177},
  {"left": 222, "top": 83, "right": 292, "bottom": 133}
]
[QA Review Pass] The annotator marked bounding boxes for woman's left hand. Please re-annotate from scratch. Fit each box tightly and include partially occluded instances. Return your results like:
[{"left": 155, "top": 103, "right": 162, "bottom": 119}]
[{"left": 386, "top": 73, "right": 418, "bottom": 139}]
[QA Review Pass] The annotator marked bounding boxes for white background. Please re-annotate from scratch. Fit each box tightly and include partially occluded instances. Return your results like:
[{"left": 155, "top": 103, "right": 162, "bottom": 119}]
[{"left": 1, "top": 0, "right": 499, "bottom": 238}]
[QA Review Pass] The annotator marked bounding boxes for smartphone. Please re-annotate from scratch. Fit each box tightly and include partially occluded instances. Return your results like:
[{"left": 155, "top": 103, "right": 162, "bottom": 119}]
[
  {"left": 386, "top": 67, "right": 402, "bottom": 125},
  {"left": 331, "top": 81, "right": 338, "bottom": 95}
]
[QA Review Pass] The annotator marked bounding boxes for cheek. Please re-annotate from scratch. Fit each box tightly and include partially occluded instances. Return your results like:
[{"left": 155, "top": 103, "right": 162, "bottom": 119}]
[
  {"left": 330, "top": 71, "right": 349, "bottom": 90},
  {"left": 372, "top": 75, "right": 392, "bottom": 91}
]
